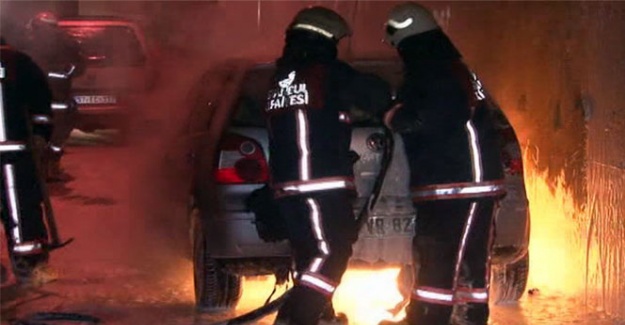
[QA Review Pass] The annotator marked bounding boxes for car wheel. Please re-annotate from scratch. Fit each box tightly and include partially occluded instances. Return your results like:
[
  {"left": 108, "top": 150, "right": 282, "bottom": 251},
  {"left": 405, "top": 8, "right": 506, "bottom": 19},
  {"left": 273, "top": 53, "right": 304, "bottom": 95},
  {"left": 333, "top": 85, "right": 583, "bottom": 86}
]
[
  {"left": 191, "top": 207, "right": 242, "bottom": 312},
  {"left": 490, "top": 251, "right": 529, "bottom": 304}
]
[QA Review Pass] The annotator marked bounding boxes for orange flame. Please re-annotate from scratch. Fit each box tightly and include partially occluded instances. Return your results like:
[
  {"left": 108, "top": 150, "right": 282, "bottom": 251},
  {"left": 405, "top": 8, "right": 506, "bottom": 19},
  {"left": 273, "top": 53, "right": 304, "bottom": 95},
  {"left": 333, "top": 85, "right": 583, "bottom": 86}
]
[
  {"left": 522, "top": 143, "right": 588, "bottom": 295},
  {"left": 235, "top": 269, "right": 406, "bottom": 325}
]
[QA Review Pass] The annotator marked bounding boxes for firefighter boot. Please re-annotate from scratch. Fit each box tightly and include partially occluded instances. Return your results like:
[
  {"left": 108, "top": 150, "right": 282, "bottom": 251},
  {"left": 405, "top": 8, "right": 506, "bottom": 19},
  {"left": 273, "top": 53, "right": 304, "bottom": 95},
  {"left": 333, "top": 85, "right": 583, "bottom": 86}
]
[
  {"left": 273, "top": 286, "right": 329, "bottom": 325},
  {"left": 273, "top": 309, "right": 347, "bottom": 325},
  {"left": 379, "top": 301, "right": 454, "bottom": 325},
  {"left": 12, "top": 253, "right": 57, "bottom": 286},
  {"left": 274, "top": 317, "right": 347, "bottom": 325},
  {"left": 319, "top": 302, "right": 348, "bottom": 324},
  {"left": 450, "top": 303, "right": 488, "bottom": 325}
]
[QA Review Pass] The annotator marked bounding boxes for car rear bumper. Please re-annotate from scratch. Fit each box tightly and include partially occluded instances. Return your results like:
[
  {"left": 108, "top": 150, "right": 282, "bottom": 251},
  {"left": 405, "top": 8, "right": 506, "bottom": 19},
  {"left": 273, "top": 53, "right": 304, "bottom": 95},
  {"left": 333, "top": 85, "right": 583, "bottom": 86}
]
[
  {"left": 205, "top": 208, "right": 526, "bottom": 266},
  {"left": 204, "top": 211, "right": 291, "bottom": 258},
  {"left": 76, "top": 104, "right": 128, "bottom": 130},
  {"left": 203, "top": 208, "right": 417, "bottom": 263}
]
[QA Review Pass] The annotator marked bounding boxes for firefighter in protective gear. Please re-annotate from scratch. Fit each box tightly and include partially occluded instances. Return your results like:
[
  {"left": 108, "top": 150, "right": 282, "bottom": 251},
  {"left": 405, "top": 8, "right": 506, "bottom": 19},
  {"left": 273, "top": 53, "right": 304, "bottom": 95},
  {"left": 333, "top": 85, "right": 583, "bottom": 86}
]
[
  {"left": 0, "top": 37, "right": 55, "bottom": 283},
  {"left": 379, "top": 2, "right": 506, "bottom": 325},
  {"left": 20, "top": 11, "right": 84, "bottom": 182},
  {"left": 265, "top": 6, "right": 392, "bottom": 325}
]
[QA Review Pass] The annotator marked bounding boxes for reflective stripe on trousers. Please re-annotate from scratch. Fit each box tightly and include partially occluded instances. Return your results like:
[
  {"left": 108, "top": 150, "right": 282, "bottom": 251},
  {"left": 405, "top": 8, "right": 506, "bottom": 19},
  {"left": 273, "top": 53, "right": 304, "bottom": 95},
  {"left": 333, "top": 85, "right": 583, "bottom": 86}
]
[
  {"left": 412, "top": 286, "right": 489, "bottom": 305},
  {"left": 412, "top": 200, "right": 493, "bottom": 306},
  {"left": 299, "top": 272, "right": 337, "bottom": 297},
  {"left": 297, "top": 198, "right": 337, "bottom": 297},
  {"left": 13, "top": 241, "right": 44, "bottom": 254},
  {"left": 32, "top": 114, "right": 53, "bottom": 125},
  {"left": 3, "top": 164, "right": 24, "bottom": 247}
]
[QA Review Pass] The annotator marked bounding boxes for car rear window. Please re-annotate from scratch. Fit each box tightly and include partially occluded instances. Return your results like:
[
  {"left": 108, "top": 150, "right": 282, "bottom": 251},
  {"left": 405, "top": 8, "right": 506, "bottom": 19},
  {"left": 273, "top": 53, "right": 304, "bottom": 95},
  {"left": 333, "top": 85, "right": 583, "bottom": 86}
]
[
  {"left": 231, "top": 62, "right": 403, "bottom": 128},
  {"left": 62, "top": 25, "right": 146, "bottom": 67}
]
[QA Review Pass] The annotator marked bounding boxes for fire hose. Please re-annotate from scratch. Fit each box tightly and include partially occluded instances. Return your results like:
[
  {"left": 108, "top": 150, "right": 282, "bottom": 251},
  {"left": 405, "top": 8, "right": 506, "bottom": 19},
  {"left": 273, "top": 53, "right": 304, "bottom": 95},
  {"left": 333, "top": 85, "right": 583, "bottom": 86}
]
[{"left": 210, "top": 126, "right": 395, "bottom": 325}]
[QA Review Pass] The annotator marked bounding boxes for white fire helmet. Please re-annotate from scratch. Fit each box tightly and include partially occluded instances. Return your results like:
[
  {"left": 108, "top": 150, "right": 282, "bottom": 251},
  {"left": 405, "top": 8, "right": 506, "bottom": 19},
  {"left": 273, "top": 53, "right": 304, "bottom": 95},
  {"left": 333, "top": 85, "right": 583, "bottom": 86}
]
[
  {"left": 288, "top": 6, "right": 352, "bottom": 42},
  {"left": 384, "top": 2, "right": 439, "bottom": 47}
]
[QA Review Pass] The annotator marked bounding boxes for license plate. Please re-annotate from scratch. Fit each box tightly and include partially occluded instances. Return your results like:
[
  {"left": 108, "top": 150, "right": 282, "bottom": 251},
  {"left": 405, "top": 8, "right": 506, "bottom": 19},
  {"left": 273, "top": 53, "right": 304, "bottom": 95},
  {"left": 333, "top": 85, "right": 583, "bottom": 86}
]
[
  {"left": 362, "top": 216, "right": 415, "bottom": 237},
  {"left": 74, "top": 95, "right": 117, "bottom": 105}
]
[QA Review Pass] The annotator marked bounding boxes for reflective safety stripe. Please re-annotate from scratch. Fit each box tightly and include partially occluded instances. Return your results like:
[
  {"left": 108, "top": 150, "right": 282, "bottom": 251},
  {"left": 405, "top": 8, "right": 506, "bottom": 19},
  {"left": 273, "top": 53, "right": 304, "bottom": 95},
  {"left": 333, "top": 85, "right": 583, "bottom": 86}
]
[
  {"left": 412, "top": 286, "right": 455, "bottom": 305},
  {"left": 49, "top": 145, "right": 63, "bottom": 153},
  {"left": 0, "top": 66, "right": 7, "bottom": 142},
  {"left": 455, "top": 287, "right": 489, "bottom": 303},
  {"left": 338, "top": 111, "right": 351, "bottom": 123},
  {"left": 412, "top": 180, "right": 505, "bottom": 201},
  {"left": 300, "top": 273, "right": 337, "bottom": 296},
  {"left": 13, "top": 241, "right": 44, "bottom": 254},
  {"left": 453, "top": 202, "right": 478, "bottom": 294},
  {"left": 273, "top": 177, "right": 355, "bottom": 197},
  {"left": 48, "top": 72, "right": 68, "bottom": 79},
  {"left": 51, "top": 102, "right": 68, "bottom": 110},
  {"left": 387, "top": 18, "right": 414, "bottom": 29},
  {"left": 0, "top": 141, "right": 27, "bottom": 152},
  {"left": 413, "top": 286, "right": 489, "bottom": 305},
  {"left": 292, "top": 23, "right": 334, "bottom": 39},
  {"left": 32, "top": 114, "right": 52, "bottom": 124},
  {"left": 305, "top": 198, "right": 329, "bottom": 273},
  {"left": 296, "top": 109, "right": 311, "bottom": 181},
  {"left": 465, "top": 120, "right": 483, "bottom": 182},
  {"left": 4, "top": 164, "right": 23, "bottom": 244}
]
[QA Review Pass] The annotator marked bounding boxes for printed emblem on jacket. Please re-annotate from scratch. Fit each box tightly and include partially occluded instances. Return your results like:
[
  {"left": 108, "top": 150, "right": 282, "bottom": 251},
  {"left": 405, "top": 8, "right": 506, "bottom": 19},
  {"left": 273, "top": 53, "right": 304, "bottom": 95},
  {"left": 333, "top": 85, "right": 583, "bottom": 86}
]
[{"left": 266, "top": 71, "right": 310, "bottom": 111}]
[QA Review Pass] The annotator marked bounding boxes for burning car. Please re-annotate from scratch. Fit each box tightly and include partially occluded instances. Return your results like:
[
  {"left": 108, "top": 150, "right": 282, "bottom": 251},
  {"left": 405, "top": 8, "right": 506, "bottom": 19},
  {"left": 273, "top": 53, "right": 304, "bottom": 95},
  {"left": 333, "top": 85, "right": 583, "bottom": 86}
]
[
  {"left": 172, "top": 59, "right": 530, "bottom": 313},
  {"left": 58, "top": 16, "right": 156, "bottom": 133}
]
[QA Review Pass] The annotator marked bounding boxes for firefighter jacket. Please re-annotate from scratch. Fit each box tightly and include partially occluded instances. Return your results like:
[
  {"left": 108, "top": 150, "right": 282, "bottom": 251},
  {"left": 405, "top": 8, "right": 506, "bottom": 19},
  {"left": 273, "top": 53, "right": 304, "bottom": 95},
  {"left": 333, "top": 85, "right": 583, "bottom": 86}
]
[
  {"left": 265, "top": 32, "right": 392, "bottom": 198},
  {"left": 389, "top": 29, "right": 505, "bottom": 202},
  {"left": 1, "top": 44, "right": 54, "bottom": 144}
]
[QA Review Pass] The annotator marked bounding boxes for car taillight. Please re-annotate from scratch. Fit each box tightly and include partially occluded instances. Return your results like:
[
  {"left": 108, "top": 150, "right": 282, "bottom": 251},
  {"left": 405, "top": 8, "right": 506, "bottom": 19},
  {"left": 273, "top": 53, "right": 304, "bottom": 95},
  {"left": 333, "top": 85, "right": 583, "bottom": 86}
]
[{"left": 214, "top": 134, "right": 269, "bottom": 184}]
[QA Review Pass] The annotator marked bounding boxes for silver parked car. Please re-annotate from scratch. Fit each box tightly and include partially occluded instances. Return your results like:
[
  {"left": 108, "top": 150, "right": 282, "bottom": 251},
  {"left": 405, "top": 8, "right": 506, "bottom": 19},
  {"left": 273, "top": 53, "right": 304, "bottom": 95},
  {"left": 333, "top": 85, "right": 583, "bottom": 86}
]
[
  {"left": 173, "top": 59, "right": 530, "bottom": 312},
  {"left": 59, "top": 16, "right": 156, "bottom": 133}
]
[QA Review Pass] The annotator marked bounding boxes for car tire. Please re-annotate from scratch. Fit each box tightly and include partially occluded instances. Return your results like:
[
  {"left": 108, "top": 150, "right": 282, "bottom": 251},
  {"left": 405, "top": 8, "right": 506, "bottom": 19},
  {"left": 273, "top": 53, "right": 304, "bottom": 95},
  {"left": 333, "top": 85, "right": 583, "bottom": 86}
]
[
  {"left": 191, "top": 208, "right": 242, "bottom": 312},
  {"left": 490, "top": 251, "right": 529, "bottom": 304}
]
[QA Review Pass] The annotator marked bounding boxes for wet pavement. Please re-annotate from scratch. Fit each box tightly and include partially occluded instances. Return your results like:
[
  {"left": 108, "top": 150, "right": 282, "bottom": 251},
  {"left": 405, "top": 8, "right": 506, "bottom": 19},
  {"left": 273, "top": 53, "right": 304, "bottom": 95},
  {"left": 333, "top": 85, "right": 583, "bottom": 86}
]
[{"left": 1, "top": 137, "right": 624, "bottom": 325}]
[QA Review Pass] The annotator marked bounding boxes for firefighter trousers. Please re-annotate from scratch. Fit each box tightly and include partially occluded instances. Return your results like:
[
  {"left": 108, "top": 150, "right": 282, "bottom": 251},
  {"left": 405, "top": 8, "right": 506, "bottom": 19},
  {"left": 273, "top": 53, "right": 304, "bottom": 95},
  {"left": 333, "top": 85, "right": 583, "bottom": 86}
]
[
  {"left": 404, "top": 198, "right": 498, "bottom": 325},
  {"left": 0, "top": 152, "right": 49, "bottom": 268},
  {"left": 274, "top": 189, "right": 358, "bottom": 325}
]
